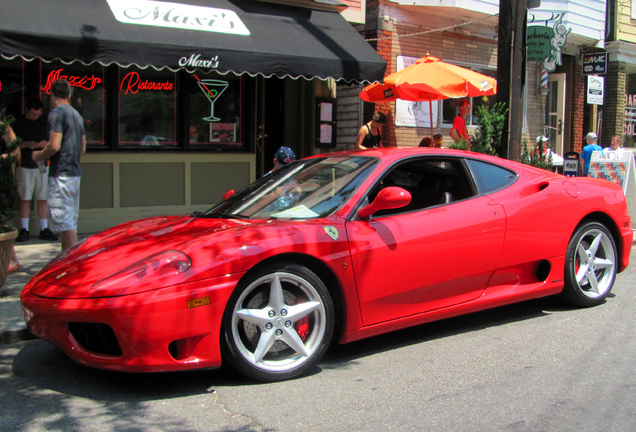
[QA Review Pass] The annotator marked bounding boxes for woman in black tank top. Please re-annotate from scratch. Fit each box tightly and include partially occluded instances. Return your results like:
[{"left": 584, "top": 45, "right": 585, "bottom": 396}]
[{"left": 355, "top": 112, "right": 387, "bottom": 149}]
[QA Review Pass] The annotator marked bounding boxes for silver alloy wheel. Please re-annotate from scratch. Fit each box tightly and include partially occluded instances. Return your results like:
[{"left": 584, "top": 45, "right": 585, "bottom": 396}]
[
  {"left": 563, "top": 222, "right": 617, "bottom": 307},
  {"left": 230, "top": 270, "right": 328, "bottom": 374},
  {"left": 572, "top": 227, "right": 616, "bottom": 299}
]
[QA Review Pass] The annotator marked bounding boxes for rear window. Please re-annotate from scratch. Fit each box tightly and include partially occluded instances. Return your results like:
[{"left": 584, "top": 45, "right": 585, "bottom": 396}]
[{"left": 466, "top": 159, "right": 517, "bottom": 194}]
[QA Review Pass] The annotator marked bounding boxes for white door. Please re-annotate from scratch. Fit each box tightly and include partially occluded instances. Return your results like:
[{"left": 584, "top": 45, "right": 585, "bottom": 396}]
[{"left": 547, "top": 73, "right": 566, "bottom": 155}]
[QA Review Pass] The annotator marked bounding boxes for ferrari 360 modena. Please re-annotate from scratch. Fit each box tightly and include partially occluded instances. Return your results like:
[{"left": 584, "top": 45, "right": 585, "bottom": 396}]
[{"left": 21, "top": 148, "right": 632, "bottom": 381}]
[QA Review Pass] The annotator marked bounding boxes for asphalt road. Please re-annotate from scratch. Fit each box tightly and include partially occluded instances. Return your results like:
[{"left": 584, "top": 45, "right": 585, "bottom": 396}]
[{"left": 2, "top": 247, "right": 635, "bottom": 432}]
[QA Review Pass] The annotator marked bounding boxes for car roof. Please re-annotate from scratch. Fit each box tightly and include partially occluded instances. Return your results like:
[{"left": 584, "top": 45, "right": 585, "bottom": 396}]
[{"left": 311, "top": 147, "right": 518, "bottom": 169}]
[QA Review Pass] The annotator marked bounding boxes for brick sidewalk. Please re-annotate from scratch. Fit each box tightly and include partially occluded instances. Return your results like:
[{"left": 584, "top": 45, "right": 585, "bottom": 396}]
[{"left": 0, "top": 239, "right": 60, "bottom": 343}]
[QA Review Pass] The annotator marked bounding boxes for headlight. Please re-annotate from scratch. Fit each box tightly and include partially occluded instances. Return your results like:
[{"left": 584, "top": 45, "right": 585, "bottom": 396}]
[{"left": 91, "top": 250, "right": 191, "bottom": 296}]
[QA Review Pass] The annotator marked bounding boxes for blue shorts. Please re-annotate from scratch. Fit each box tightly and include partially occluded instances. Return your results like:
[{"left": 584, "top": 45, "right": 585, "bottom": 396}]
[{"left": 47, "top": 176, "right": 81, "bottom": 232}]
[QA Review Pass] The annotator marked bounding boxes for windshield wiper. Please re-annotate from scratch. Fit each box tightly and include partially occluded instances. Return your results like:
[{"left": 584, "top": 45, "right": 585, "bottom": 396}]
[{"left": 216, "top": 212, "right": 250, "bottom": 219}]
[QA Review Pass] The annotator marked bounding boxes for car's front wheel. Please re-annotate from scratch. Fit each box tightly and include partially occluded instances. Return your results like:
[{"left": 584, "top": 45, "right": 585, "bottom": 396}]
[
  {"left": 222, "top": 263, "right": 334, "bottom": 381},
  {"left": 562, "top": 221, "right": 617, "bottom": 307}
]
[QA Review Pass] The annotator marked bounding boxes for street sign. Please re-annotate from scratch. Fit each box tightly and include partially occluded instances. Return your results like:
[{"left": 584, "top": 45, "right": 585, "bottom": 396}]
[
  {"left": 587, "top": 75, "right": 604, "bottom": 105},
  {"left": 582, "top": 52, "right": 607, "bottom": 75}
]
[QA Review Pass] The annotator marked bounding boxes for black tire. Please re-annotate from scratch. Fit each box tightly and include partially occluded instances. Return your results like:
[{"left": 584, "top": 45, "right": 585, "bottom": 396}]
[
  {"left": 561, "top": 222, "right": 617, "bottom": 307},
  {"left": 222, "top": 263, "right": 334, "bottom": 381}
]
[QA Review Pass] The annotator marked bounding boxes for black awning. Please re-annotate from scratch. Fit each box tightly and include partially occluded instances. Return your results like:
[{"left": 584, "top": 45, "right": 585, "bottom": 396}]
[{"left": 0, "top": 0, "right": 385, "bottom": 84}]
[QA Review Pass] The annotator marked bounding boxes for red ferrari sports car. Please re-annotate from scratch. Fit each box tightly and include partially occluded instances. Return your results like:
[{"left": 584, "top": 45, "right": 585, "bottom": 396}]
[{"left": 21, "top": 148, "right": 632, "bottom": 381}]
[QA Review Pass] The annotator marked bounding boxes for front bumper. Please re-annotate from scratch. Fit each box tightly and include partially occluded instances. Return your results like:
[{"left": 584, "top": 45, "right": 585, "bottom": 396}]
[{"left": 20, "top": 273, "right": 243, "bottom": 372}]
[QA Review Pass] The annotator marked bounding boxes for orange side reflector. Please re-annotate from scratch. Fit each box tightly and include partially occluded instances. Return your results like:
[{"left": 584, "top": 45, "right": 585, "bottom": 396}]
[{"left": 187, "top": 297, "right": 210, "bottom": 309}]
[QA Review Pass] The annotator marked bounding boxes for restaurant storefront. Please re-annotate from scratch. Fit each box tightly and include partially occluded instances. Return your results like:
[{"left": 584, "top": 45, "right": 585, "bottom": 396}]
[{"left": 0, "top": 0, "right": 385, "bottom": 232}]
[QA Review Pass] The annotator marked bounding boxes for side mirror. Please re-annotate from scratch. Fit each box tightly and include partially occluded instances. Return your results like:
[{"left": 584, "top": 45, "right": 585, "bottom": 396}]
[
  {"left": 358, "top": 187, "right": 411, "bottom": 219},
  {"left": 222, "top": 189, "right": 235, "bottom": 200}
]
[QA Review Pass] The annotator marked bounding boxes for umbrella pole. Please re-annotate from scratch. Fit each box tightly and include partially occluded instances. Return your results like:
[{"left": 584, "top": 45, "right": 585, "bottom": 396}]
[{"left": 429, "top": 100, "right": 433, "bottom": 137}]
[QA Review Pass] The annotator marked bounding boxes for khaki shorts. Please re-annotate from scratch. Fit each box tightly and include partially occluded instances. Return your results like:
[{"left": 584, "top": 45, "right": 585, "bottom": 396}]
[
  {"left": 48, "top": 176, "right": 81, "bottom": 232},
  {"left": 16, "top": 166, "right": 48, "bottom": 201}
]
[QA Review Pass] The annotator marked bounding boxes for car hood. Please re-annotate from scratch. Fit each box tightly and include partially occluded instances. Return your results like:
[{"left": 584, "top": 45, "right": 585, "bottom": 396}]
[{"left": 29, "top": 216, "right": 266, "bottom": 298}]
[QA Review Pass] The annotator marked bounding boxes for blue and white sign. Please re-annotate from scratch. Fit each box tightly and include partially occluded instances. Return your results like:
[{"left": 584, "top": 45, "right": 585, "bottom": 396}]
[{"left": 587, "top": 75, "right": 604, "bottom": 105}]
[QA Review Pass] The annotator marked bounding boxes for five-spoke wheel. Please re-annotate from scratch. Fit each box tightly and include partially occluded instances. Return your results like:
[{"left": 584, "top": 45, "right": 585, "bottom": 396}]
[
  {"left": 562, "top": 222, "right": 617, "bottom": 307},
  {"left": 222, "top": 263, "right": 334, "bottom": 381}
]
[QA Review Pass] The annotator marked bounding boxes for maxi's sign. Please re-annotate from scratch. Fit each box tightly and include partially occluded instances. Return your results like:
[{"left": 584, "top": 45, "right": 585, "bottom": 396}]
[{"left": 106, "top": 0, "right": 250, "bottom": 35}]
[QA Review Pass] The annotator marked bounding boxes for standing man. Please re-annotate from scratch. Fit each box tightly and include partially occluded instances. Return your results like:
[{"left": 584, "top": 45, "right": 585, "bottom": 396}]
[
  {"left": 580, "top": 132, "right": 602, "bottom": 176},
  {"left": 13, "top": 99, "right": 57, "bottom": 242},
  {"left": 450, "top": 99, "right": 471, "bottom": 150},
  {"left": 602, "top": 135, "right": 626, "bottom": 159},
  {"left": 32, "top": 79, "right": 86, "bottom": 251}
]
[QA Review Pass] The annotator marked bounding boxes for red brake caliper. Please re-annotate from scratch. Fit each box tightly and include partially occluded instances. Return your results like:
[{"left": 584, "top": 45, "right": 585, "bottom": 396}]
[{"left": 294, "top": 295, "right": 310, "bottom": 340}]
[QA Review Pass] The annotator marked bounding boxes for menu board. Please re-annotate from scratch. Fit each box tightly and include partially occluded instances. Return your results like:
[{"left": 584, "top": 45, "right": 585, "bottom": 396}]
[
  {"left": 589, "top": 151, "right": 636, "bottom": 227},
  {"left": 316, "top": 97, "right": 336, "bottom": 147}
]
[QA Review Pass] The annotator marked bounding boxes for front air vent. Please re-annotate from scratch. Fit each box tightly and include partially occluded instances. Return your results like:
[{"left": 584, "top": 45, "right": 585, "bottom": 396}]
[{"left": 69, "top": 322, "right": 122, "bottom": 356}]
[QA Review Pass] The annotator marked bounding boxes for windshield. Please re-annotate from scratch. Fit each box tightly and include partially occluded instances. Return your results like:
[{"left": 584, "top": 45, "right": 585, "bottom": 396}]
[{"left": 203, "top": 156, "right": 378, "bottom": 219}]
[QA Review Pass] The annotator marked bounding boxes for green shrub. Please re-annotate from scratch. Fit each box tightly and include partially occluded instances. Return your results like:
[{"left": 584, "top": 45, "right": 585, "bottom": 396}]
[
  {"left": 520, "top": 139, "right": 555, "bottom": 171},
  {"left": 472, "top": 102, "right": 508, "bottom": 156},
  {"left": 0, "top": 113, "right": 20, "bottom": 233},
  {"left": 448, "top": 139, "right": 469, "bottom": 150}
]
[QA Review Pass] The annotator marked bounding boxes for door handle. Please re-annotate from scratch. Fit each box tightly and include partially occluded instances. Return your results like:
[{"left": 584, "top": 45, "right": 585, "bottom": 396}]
[
  {"left": 557, "top": 119, "right": 562, "bottom": 134},
  {"left": 257, "top": 125, "right": 267, "bottom": 141}
]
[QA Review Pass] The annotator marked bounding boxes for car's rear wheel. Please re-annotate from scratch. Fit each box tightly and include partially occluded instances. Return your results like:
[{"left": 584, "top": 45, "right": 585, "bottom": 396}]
[
  {"left": 222, "top": 263, "right": 334, "bottom": 381},
  {"left": 562, "top": 222, "right": 617, "bottom": 307}
]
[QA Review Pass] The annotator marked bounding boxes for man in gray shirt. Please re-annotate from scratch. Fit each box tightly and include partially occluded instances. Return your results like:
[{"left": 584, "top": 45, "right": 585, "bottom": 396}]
[{"left": 33, "top": 79, "right": 86, "bottom": 251}]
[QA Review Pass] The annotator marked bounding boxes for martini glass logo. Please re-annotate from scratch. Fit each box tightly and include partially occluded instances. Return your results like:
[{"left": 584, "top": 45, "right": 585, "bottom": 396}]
[{"left": 195, "top": 75, "right": 229, "bottom": 122}]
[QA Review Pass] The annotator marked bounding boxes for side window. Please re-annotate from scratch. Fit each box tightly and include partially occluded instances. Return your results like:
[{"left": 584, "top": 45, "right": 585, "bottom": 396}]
[
  {"left": 466, "top": 159, "right": 517, "bottom": 194},
  {"left": 367, "top": 157, "right": 477, "bottom": 216}
]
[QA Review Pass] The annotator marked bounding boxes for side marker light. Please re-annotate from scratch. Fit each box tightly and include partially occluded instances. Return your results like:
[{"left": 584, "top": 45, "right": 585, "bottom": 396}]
[{"left": 187, "top": 297, "right": 211, "bottom": 308}]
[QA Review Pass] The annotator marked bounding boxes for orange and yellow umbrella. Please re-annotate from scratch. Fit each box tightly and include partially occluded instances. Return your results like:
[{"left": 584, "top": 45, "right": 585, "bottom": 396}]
[
  {"left": 360, "top": 55, "right": 497, "bottom": 137},
  {"left": 360, "top": 55, "right": 497, "bottom": 102}
]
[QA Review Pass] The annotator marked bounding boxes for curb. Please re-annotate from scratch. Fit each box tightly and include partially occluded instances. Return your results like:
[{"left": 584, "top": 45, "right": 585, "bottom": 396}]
[
  {"left": 0, "top": 295, "right": 36, "bottom": 344},
  {"left": 0, "top": 326, "right": 37, "bottom": 345}
]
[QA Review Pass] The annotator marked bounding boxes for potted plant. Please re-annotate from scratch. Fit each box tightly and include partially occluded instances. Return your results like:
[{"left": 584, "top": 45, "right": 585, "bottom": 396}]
[
  {"left": 521, "top": 138, "right": 555, "bottom": 171},
  {"left": 0, "top": 113, "right": 20, "bottom": 287}
]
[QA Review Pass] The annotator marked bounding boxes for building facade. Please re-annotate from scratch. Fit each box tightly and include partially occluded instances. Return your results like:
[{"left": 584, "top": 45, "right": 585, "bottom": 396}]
[
  {"left": 0, "top": 0, "right": 384, "bottom": 232},
  {"left": 606, "top": 0, "right": 636, "bottom": 148},
  {"left": 348, "top": 0, "right": 616, "bottom": 158}
]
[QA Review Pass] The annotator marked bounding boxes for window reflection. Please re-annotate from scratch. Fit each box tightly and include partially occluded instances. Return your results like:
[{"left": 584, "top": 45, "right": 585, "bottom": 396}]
[
  {"left": 0, "top": 59, "right": 24, "bottom": 119},
  {"left": 41, "top": 63, "right": 105, "bottom": 146},
  {"left": 188, "top": 72, "right": 241, "bottom": 148},
  {"left": 118, "top": 69, "right": 176, "bottom": 147}
]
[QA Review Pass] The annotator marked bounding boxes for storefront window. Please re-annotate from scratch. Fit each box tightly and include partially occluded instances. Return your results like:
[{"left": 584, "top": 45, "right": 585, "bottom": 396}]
[
  {"left": 4, "top": 59, "right": 245, "bottom": 152},
  {"left": 0, "top": 58, "right": 24, "bottom": 119},
  {"left": 41, "top": 63, "right": 105, "bottom": 146},
  {"left": 119, "top": 68, "right": 176, "bottom": 147},
  {"left": 624, "top": 74, "right": 636, "bottom": 148},
  {"left": 187, "top": 71, "right": 242, "bottom": 149}
]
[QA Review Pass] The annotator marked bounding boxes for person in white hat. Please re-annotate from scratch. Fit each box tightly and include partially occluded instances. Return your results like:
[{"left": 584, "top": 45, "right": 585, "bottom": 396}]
[
  {"left": 536, "top": 135, "right": 563, "bottom": 166},
  {"left": 581, "top": 132, "right": 602, "bottom": 176}
]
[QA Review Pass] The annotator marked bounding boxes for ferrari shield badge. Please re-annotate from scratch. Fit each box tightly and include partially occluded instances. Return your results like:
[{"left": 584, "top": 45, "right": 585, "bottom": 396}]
[{"left": 323, "top": 226, "right": 338, "bottom": 240}]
